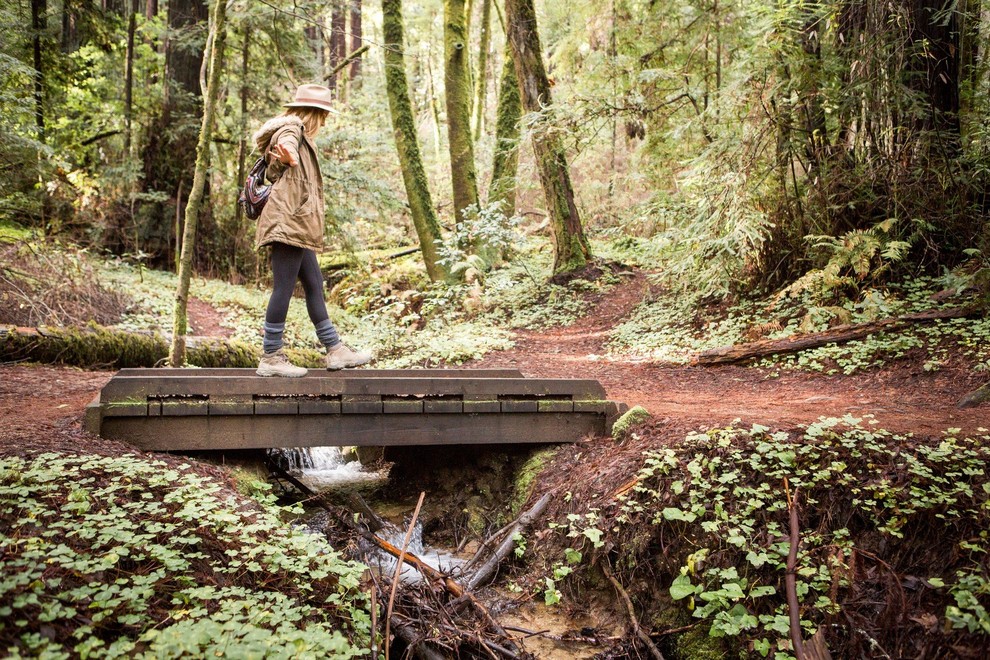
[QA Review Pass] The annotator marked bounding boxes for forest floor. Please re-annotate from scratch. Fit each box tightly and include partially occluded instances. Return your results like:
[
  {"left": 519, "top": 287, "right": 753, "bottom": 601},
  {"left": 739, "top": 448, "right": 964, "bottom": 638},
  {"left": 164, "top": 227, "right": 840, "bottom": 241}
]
[
  {"left": 3, "top": 266, "right": 988, "bottom": 658},
  {"left": 471, "top": 271, "right": 988, "bottom": 436},
  {"left": 1, "top": 269, "right": 986, "bottom": 458}
]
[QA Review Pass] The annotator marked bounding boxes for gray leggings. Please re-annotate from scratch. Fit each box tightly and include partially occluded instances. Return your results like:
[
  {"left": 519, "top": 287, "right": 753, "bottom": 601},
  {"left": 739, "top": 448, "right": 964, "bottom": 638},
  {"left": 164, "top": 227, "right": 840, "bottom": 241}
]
[{"left": 265, "top": 242, "right": 329, "bottom": 325}]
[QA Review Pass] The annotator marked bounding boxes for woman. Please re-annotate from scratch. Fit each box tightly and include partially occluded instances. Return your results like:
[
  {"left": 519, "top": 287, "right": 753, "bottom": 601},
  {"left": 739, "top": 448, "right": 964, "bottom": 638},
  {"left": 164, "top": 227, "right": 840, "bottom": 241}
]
[{"left": 252, "top": 84, "right": 371, "bottom": 377}]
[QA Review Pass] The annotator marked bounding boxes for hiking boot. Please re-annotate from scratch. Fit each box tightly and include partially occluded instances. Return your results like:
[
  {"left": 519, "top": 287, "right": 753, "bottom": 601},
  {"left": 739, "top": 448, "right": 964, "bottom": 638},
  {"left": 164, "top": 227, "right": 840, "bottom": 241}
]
[
  {"left": 256, "top": 349, "right": 307, "bottom": 377},
  {"left": 325, "top": 342, "right": 373, "bottom": 370}
]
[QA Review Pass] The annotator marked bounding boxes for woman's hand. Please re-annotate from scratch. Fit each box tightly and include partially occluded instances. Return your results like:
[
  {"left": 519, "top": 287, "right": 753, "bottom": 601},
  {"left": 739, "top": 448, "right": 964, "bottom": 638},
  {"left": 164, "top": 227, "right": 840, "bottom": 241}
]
[{"left": 271, "top": 143, "right": 298, "bottom": 167}]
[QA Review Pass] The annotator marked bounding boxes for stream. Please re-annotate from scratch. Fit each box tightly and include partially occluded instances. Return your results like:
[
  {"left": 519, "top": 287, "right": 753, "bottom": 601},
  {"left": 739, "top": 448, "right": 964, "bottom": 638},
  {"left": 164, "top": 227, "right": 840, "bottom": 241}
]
[
  {"left": 277, "top": 447, "right": 609, "bottom": 657},
  {"left": 279, "top": 447, "right": 468, "bottom": 582}
]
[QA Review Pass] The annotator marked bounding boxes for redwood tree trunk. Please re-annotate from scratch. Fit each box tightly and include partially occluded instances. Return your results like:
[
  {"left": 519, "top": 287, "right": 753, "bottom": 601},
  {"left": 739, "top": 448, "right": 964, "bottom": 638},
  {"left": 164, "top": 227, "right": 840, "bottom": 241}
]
[
  {"left": 909, "top": 0, "right": 961, "bottom": 143},
  {"left": 329, "top": 1, "right": 347, "bottom": 90},
  {"left": 32, "top": 0, "right": 47, "bottom": 141},
  {"left": 382, "top": 0, "right": 449, "bottom": 282},
  {"left": 142, "top": 0, "right": 208, "bottom": 265},
  {"left": 349, "top": 0, "right": 363, "bottom": 84},
  {"left": 505, "top": 0, "right": 591, "bottom": 274}
]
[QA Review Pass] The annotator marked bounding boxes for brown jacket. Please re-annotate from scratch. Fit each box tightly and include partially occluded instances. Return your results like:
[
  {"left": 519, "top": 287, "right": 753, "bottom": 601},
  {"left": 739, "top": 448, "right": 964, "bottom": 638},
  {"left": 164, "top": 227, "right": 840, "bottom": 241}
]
[{"left": 252, "top": 116, "right": 325, "bottom": 252}]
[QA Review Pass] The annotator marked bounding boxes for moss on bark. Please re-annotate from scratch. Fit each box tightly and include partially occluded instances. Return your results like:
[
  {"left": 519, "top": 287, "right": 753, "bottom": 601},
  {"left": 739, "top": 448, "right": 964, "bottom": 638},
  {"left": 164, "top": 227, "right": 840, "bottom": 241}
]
[
  {"left": 0, "top": 324, "right": 282, "bottom": 369},
  {"left": 444, "top": 0, "right": 480, "bottom": 220},
  {"left": 471, "top": 0, "right": 493, "bottom": 141},
  {"left": 505, "top": 0, "right": 592, "bottom": 275},
  {"left": 488, "top": 46, "right": 521, "bottom": 217},
  {"left": 383, "top": 0, "right": 449, "bottom": 282}
]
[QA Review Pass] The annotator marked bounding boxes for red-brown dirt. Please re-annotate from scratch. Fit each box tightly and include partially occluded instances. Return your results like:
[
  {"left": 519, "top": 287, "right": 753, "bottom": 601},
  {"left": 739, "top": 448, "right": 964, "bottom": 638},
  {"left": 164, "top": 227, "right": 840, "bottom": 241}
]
[
  {"left": 470, "top": 272, "right": 989, "bottom": 436},
  {"left": 0, "top": 271, "right": 986, "bottom": 457}
]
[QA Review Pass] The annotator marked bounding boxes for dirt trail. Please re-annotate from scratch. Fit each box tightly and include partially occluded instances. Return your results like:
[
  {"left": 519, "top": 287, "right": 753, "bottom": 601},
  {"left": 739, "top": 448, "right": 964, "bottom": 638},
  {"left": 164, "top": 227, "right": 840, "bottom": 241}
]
[
  {"left": 471, "top": 272, "right": 989, "bottom": 436},
  {"left": 0, "top": 272, "right": 986, "bottom": 451}
]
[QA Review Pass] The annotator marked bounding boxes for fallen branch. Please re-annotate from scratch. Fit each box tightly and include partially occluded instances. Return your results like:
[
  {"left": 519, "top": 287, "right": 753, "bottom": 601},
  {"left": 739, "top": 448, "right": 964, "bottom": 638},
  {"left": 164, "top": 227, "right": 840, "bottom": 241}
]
[
  {"left": 786, "top": 482, "right": 806, "bottom": 660},
  {"left": 695, "top": 306, "right": 980, "bottom": 366},
  {"left": 603, "top": 564, "right": 665, "bottom": 660},
  {"left": 465, "top": 493, "right": 552, "bottom": 591},
  {"left": 266, "top": 460, "right": 466, "bottom": 597},
  {"left": 326, "top": 44, "right": 371, "bottom": 80},
  {"left": 386, "top": 492, "right": 426, "bottom": 660},
  {"left": 389, "top": 616, "right": 448, "bottom": 660}
]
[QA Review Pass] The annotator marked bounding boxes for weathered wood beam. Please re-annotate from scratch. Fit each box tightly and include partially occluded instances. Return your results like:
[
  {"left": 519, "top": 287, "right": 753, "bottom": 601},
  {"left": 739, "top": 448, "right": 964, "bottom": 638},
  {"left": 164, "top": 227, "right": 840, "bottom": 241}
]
[{"left": 95, "top": 411, "right": 607, "bottom": 450}]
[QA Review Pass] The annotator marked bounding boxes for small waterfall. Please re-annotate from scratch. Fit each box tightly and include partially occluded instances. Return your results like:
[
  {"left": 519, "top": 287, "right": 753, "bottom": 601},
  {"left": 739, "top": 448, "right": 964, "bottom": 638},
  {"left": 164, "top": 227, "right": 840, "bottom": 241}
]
[
  {"left": 270, "top": 446, "right": 347, "bottom": 473},
  {"left": 269, "top": 446, "right": 387, "bottom": 490}
]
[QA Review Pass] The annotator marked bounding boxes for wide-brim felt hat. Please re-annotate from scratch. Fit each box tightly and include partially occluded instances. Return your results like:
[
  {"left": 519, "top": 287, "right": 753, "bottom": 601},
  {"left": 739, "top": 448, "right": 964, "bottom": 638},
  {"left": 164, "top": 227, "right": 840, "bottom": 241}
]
[{"left": 284, "top": 84, "right": 338, "bottom": 114}]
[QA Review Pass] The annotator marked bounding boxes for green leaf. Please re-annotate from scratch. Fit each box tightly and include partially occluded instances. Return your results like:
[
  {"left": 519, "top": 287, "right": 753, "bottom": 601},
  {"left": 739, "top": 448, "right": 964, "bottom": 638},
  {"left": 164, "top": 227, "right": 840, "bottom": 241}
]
[{"left": 670, "top": 574, "right": 698, "bottom": 600}]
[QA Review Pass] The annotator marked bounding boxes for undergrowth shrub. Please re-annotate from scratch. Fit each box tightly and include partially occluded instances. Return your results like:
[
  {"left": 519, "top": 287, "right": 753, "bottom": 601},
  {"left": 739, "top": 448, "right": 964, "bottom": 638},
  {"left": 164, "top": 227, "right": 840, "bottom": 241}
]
[
  {"left": 0, "top": 238, "right": 129, "bottom": 327},
  {"left": 530, "top": 419, "right": 990, "bottom": 658},
  {"left": 0, "top": 453, "right": 371, "bottom": 657},
  {"left": 608, "top": 274, "right": 990, "bottom": 374}
]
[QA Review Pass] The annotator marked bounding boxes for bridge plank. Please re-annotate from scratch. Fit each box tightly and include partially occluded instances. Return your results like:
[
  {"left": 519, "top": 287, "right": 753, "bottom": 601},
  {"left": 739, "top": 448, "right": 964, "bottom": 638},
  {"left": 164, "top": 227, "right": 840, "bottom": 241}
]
[
  {"left": 538, "top": 400, "right": 574, "bottom": 413},
  {"left": 161, "top": 400, "right": 209, "bottom": 416},
  {"left": 255, "top": 398, "right": 299, "bottom": 415},
  {"left": 102, "top": 402, "right": 150, "bottom": 418},
  {"left": 98, "top": 412, "right": 605, "bottom": 450},
  {"left": 463, "top": 399, "right": 500, "bottom": 413},
  {"left": 298, "top": 397, "right": 342, "bottom": 415},
  {"left": 114, "top": 368, "right": 523, "bottom": 378},
  {"left": 423, "top": 399, "right": 463, "bottom": 414},
  {"left": 209, "top": 397, "right": 254, "bottom": 416},
  {"left": 383, "top": 399, "right": 424, "bottom": 414},
  {"left": 342, "top": 395, "right": 383, "bottom": 414},
  {"left": 101, "top": 376, "right": 606, "bottom": 402}
]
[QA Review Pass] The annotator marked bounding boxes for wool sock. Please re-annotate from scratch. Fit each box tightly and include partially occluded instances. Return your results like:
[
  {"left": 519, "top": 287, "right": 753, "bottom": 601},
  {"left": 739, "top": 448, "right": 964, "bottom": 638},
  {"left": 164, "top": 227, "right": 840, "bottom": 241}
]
[
  {"left": 263, "top": 321, "right": 285, "bottom": 354},
  {"left": 314, "top": 319, "right": 340, "bottom": 349}
]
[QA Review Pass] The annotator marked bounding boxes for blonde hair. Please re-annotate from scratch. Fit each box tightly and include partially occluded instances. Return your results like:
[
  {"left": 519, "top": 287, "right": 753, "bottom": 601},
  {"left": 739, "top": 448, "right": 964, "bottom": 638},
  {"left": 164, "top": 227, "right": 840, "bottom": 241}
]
[{"left": 285, "top": 107, "right": 329, "bottom": 138}]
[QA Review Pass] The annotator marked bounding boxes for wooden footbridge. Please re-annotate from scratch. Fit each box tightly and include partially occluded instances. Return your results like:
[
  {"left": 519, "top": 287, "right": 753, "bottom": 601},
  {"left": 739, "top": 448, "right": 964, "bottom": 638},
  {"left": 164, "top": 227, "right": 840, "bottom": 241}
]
[{"left": 85, "top": 369, "right": 625, "bottom": 451}]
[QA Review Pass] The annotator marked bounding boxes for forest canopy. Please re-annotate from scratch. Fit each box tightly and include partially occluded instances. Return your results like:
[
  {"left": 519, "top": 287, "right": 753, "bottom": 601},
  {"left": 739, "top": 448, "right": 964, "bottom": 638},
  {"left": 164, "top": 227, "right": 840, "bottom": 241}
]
[{"left": 1, "top": 0, "right": 988, "bottom": 296}]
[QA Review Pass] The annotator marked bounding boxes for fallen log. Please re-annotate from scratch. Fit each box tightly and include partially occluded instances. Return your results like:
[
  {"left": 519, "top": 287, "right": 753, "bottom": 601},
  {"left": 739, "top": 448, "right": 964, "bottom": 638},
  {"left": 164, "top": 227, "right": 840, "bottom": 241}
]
[
  {"left": 466, "top": 493, "right": 552, "bottom": 591},
  {"left": 958, "top": 381, "right": 990, "bottom": 409},
  {"left": 0, "top": 323, "right": 322, "bottom": 369},
  {"left": 695, "top": 306, "right": 980, "bottom": 366}
]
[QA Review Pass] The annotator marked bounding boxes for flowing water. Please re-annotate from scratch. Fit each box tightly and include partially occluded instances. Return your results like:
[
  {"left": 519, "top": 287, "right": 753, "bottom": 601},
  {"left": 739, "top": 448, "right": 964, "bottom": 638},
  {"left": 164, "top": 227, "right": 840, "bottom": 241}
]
[
  {"left": 275, "top": 446, "right": 465, "bottom": 582},
  {"left": 276, "top": 446, "right": 386, "bottom": 490}
]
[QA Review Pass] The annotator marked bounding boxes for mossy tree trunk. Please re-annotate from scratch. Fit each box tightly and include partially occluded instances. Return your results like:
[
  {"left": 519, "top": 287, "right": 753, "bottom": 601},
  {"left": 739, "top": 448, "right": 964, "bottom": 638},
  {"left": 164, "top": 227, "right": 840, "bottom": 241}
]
[
  {"left": 505, "top": 0, "right": 591, "bottom": 274},
  {"left": 169, "top": 0, "right": 226, "bottom": 367},
  {"left": 471, "top": 0, "right": 492, "bottom": 141},
  {"left": 444, "top": 0, "right": 480, "bottom": 227},
  {"left": 488, "top": 45, "right": 521, "bottom": 217},
  {"left": 383, "top": 0, "right": 449, "bottom": 282}
]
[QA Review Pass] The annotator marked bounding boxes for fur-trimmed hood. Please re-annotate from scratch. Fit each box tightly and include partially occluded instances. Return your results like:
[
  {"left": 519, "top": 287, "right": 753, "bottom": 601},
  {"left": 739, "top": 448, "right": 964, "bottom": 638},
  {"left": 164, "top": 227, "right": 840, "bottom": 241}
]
[{"left": 252, "top": 115, "right": 304, "bottom": 152}]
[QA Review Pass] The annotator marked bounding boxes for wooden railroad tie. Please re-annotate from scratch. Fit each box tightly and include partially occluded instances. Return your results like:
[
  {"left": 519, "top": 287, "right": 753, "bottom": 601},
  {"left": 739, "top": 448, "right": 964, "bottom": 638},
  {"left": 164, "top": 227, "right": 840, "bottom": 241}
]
[{"left": 85, "top": 368, "right": 626, "bottom": 451}]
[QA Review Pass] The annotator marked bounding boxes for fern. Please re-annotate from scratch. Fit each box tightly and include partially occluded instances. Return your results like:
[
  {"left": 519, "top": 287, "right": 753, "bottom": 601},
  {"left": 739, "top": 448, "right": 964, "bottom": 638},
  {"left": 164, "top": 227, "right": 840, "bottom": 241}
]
[{"left": 781, "top": 220, "right": 913, "bottom": 304}]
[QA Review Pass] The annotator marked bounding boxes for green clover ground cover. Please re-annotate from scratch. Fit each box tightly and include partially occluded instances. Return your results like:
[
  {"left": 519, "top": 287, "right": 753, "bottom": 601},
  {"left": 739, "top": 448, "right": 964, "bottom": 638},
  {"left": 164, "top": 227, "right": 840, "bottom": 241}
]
[
  {"left": 0, "top": 453, "right": 371, "bottom": 658},
  {"left": 535, "top": 419, "right": 990, "bottom": 657}
]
